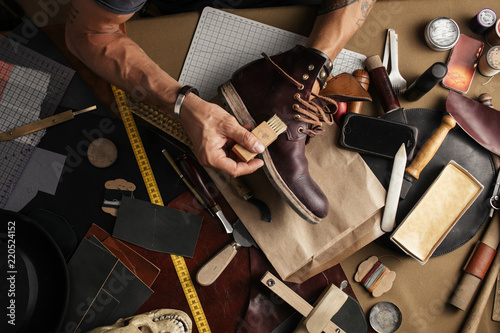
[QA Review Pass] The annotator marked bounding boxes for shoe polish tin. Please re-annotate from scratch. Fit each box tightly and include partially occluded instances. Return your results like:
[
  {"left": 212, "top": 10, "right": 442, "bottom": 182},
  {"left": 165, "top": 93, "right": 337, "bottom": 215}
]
[
  {"left": 369, "top": 302, "right": 403, "bottom": 333},
  {"left": 425, "top": 17, "right": 460, "bottom": 51}
]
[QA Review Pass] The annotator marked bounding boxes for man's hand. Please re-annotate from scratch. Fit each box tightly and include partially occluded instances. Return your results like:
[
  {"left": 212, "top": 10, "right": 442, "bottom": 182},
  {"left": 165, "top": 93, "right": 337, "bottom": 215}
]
[{"left": 180, "top": 93, "right": 265, "bottom": 177}]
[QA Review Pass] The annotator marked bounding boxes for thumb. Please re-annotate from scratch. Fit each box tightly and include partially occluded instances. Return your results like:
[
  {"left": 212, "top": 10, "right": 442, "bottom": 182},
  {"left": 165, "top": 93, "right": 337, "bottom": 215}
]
[{"left": 229, "top": 121, "right": 265, "bottom": 154}]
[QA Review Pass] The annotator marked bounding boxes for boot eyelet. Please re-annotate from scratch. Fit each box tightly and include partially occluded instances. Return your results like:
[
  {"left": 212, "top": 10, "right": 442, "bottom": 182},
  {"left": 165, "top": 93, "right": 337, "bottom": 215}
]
[
  {"left": 302, "top": 74, "right": 309, "bottom": 80},
  {"left": 292, "top": 104, "right": 300, "bottom": 111},
  {"left": 297, "top": 126, "right": 304, "bottom": 133},
  {"left": 294, "top": 114, "right": 302, "bottom": 121},
  {"left": 298, "top": 84, "right": 304, "bottom": 90},
  {"left": 294, "top": 93, "right": 300, "bottom": 100},
  {"left": 308, "top": 64, "right": 315, "bottom": 71}
]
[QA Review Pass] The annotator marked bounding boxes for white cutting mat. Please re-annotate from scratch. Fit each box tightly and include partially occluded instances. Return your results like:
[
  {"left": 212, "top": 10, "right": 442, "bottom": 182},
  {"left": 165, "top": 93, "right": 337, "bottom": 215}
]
[{"left": 179, "top": 7, "right": 367, "bottom": 100}]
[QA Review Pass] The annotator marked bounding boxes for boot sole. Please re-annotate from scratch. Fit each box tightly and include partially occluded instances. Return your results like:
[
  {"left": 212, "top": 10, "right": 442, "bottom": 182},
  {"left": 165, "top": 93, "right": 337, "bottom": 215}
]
[{"left": 218, "top": 81, "right": 321, "bottom": 224}]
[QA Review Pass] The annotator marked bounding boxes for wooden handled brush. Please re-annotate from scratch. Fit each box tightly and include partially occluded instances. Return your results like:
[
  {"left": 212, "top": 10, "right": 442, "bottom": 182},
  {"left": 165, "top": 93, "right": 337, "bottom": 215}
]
[{"left": 232, "top": 114, "right": 287, "bottom": 162}]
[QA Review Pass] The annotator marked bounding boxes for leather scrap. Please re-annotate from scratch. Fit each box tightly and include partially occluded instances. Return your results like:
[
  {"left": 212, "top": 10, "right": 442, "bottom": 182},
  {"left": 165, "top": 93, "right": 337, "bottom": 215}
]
[
  {"left": 320, "top": 73, "right": 372, "bottom": 102},
  {"left": 85, "top": 223, "right": 160, "bottom": 287},
  {"left": 446, "top": 90, "right": 500, "bottom": 156}
]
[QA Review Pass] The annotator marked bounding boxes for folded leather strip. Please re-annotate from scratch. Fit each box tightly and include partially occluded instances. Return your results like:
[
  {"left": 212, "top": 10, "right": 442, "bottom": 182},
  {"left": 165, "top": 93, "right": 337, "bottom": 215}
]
[
  {"left": 446, "top": 90, "right": 500, "bottom": 156},
  {"left": 463, "top": 241, "right": 497, "bottom": 279},
  {"left": 320, "top": 73, "right": 372, "bottom": 103}
]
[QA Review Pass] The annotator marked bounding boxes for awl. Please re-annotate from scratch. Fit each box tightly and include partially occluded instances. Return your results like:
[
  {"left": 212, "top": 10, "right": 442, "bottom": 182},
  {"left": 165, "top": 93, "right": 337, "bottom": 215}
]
[
  {"left": 381, "top": 143, "right": 407, "bottom": 232},
  {"left": 176, "top": 153, "right": 233, "bottom": 233},
  {"left": 400, "top": 114, "right": 456, "bottom": 199},
  {"left": 196, "top": 219, "right": 258, "bottom": 286}
]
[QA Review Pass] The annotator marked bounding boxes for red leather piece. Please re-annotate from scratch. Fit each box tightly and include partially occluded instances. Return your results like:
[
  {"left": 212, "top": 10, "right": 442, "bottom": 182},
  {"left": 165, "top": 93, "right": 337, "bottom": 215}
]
[{"left": 133, "top": 191, "right": 250, "bottom": 333}]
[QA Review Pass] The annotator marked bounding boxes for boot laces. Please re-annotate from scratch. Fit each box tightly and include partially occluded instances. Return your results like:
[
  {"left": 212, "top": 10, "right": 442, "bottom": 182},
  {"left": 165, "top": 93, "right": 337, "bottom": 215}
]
[{"left": 263, "top": 53, "right": 337, "bottom": 137}]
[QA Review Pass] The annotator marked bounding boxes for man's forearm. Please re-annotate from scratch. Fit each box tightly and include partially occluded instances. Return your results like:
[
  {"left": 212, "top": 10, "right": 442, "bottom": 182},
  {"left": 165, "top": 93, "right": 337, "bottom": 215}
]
[
  {"left": 307, "top": 0, "right": 376, "bottom": 60},
  {"left": 65, "top": 0, "right": 181, "bottom": 112}
]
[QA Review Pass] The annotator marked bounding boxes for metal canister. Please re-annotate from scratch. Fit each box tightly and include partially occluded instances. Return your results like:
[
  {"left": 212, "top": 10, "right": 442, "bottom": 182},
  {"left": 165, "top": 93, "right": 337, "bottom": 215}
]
[
  {"left": 425, "top": 17, "right": 460, "bottom": 51},
  {"left": 470, "top": 8, "right": 497, "bottom": 35},
  {"left": 478, "top": 45, "right": 500, "bottom": 77}
]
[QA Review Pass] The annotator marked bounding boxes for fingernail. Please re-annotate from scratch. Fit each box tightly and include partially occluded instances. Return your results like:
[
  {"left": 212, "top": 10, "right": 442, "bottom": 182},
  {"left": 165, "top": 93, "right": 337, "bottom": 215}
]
[{"left": 253, "top": 141, "right": 265, "bottom": 153}]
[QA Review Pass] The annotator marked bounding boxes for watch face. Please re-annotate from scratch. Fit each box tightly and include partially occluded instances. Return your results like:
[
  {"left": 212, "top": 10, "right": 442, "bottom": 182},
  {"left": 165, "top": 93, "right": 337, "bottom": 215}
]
[{"left": 429, "top": 18, "right": 459, "bottom": 48}]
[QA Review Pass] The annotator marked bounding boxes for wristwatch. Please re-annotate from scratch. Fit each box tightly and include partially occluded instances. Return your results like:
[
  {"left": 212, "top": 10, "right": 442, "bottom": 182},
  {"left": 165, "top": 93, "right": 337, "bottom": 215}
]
[{"left": 174, "top": 85, "right": 199, "bottom": 118}]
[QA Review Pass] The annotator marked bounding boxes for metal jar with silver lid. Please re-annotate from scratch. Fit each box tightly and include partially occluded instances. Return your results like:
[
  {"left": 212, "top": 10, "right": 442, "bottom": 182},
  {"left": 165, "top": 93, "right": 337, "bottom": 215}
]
[{"left": 425, "top": 17, "right": 460, "bottom": 51}]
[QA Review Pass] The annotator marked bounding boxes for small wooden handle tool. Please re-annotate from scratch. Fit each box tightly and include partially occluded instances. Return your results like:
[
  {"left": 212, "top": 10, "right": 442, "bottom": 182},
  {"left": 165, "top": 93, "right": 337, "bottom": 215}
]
[
  {"left": 196, "top": 242, "right": 240, "bottom": 286},
  {"left": 405, "top": 114, "right": 456, "bottom": 179},
  {"left": 0, "top": 106, "right": 96, "bottom": 141}
]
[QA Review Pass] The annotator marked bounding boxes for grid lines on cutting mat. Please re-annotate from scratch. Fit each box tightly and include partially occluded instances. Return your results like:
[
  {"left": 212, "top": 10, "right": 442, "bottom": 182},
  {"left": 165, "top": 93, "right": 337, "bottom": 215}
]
[
  {"left": 0, "top": 35, "right": 74, "bottom": 208},
  {"left": 179, "top": 7, "right": 366, "bottom": 100}
]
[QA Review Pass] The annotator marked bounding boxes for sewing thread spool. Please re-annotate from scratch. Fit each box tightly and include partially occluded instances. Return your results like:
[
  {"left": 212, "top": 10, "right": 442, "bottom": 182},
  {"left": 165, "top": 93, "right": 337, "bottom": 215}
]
[
  {"left": 486, "top": 19, "right": 500, "bottom": 47},
  {"left": 470, "top": 8, "right": 497, "bottom": 35},
  {"left": 478, "top": 45, "right": 500, "bottom": 77},
  {"left": 355, "top": 256, "right": 396, "bottom": 297}
]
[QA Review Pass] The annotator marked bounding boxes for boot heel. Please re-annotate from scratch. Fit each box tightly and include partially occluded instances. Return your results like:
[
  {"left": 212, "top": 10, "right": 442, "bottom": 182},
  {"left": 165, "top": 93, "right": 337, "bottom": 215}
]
[{"left": 218, "top": 81, "right": 257, "bottom": 128}]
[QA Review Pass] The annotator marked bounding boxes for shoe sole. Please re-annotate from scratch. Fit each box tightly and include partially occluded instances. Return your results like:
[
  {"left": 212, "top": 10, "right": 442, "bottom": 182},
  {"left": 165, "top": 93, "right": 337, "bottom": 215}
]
[{"left": 218, "top": 81, "right": 321, "bottom": 224}]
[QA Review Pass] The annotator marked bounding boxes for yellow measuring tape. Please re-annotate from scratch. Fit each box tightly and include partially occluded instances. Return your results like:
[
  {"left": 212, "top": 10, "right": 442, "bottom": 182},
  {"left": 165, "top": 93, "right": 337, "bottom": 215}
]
[{"left": 111, "top": 85, "right": 211, "bottom": 332}]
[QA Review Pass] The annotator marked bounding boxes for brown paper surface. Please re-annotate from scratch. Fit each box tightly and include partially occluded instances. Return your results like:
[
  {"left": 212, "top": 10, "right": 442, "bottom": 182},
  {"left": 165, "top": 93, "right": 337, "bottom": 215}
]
[{"left": 207, "top": 124, "right": 386, "bottom": 283}]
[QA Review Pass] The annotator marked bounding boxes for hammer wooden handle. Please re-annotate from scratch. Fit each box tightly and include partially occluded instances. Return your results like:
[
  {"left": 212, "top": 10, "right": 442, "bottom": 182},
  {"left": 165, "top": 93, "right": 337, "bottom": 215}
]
[{"left": 405, "top": 115, "right": 456, "bottom": 179}]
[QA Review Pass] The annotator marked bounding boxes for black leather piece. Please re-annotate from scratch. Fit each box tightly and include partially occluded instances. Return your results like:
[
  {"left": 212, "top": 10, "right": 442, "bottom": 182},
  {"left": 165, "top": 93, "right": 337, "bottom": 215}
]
[
  {"left": 363, "top": 108, "right": 495, "bottom": 256},
  {"left": 62, "top": 237, "right": 154, "bottom": 332},
  {"left": 113, "top": 196, "right": 203, "bottom": 257}
]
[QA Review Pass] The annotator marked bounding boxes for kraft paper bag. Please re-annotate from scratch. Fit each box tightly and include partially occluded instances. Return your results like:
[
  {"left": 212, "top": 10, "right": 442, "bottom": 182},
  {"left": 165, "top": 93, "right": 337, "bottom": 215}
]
[{"left": 207, "top": 124, "right": 386, "bottom": 283}]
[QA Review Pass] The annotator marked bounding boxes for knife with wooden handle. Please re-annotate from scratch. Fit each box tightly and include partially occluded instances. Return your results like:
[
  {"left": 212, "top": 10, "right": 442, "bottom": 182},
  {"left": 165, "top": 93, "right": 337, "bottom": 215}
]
[
  {"left": 196, "top": 219, "right": 256, "bottom": 286},
  {"left": 0, "top": 106, "right": 96, "bottom": 141},
  {"left": 399, "top": 114, "right": 456, "bottom": 199}
]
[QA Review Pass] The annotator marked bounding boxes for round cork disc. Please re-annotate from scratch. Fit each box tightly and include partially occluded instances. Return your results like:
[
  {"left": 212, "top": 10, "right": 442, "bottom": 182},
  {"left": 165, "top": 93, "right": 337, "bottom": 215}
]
[{"left": 87, "top": 138, "right": 118, "bottom": 168}]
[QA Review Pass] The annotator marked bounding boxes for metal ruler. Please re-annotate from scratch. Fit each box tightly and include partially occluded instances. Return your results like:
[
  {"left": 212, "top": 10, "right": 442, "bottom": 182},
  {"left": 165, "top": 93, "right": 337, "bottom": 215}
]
[{"left": 112, "top": 85, "right": 211, "bottom": 332}]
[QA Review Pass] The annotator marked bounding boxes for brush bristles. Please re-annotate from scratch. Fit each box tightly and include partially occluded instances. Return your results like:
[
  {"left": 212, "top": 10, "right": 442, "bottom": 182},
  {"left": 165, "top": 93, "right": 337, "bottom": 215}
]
[{"left": 267, "top": 114, "right": 287, "bottom": 135}]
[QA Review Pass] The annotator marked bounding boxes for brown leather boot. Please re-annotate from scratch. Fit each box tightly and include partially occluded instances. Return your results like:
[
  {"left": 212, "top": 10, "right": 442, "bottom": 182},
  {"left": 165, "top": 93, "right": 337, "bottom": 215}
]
[{"left": 219, "top": 45, "right": 370, "bottom": 224}]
